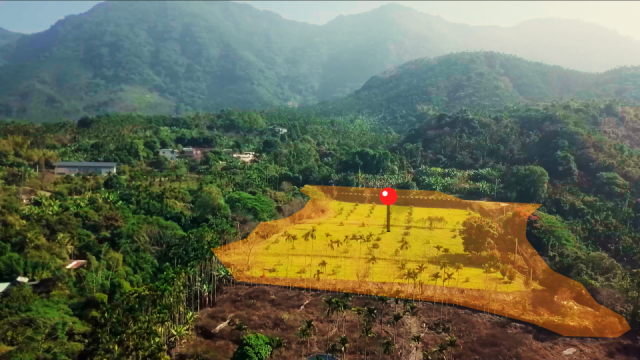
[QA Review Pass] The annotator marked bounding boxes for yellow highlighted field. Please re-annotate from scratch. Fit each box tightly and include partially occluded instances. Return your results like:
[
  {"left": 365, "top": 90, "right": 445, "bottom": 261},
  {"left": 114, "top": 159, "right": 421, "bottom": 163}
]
[{"left": 214, "top": 185, "right": 631, "bottom": 337}]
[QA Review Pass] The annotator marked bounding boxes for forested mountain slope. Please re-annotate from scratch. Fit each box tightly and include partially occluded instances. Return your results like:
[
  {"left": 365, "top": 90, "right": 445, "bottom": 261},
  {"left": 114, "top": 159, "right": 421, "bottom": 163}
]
[
  {"left": 0, "top": 1, "right": 325, "bottom": 121},
  {"left": 318, "top": 52, "right": 640, "bottom": 130},
  {"left": 2, "top": 2, "right": 640, "bottom": 122},
  {"left": 0, "top": 28, "right": 21, "bottom": 49}
]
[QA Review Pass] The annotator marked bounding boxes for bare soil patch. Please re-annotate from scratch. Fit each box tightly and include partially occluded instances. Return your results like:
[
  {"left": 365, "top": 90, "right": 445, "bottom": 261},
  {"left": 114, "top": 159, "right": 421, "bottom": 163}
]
[{"left": 177, "top": 284, "right": 639, "bottom": 360}]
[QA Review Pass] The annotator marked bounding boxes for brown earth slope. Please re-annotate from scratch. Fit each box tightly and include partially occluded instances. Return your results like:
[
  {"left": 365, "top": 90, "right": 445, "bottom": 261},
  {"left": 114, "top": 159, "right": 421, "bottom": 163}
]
[{"left": 176, "top": 284, "right": 639, "bottom": 360}]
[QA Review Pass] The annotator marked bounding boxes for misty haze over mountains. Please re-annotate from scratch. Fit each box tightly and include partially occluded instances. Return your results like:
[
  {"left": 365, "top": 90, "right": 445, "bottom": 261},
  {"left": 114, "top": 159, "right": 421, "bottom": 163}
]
[{"left": 0, "top": 1, "right": 639, "bottom": 121}]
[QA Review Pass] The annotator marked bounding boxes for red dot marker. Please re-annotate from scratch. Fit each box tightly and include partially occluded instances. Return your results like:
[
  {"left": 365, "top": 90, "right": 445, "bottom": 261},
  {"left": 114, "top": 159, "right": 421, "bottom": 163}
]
[
  {"left": 380, "top": 188, "right": 397, "bottom": 232},
  {"left": 379, "top": 187, "right": 397, "bottom": 205}
]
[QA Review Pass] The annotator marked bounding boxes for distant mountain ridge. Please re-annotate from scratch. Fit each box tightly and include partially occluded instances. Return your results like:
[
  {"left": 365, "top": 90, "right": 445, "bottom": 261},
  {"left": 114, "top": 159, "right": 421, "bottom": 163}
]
[
  {"left": 1, "top": 2, "right": 640, "bottom": 121},
  {"left": 317, "top": 51, "right": 640, "bottom": 130},
  {"left": 0, "top": 27, "right": 22, "bottom": 49}
]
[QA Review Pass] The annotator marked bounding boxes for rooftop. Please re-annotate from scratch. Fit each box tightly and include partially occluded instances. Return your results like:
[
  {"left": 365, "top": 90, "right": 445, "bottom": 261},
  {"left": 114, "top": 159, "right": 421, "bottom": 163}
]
[
  {"left": 55, "top": 162, "right": 118, "bottom": 167},
  {"left": 65, "top": 260, "right": 87, "bottom": 269}
]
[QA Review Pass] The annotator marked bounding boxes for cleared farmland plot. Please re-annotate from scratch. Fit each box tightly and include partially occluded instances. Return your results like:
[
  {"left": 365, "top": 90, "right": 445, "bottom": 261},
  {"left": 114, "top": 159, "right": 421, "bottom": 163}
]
[
  {"left": 215, "top": 186, "right": 630, "bottom": 337},
  {"left": 245, "top": 200, "right": 526, "bottom": 293}
]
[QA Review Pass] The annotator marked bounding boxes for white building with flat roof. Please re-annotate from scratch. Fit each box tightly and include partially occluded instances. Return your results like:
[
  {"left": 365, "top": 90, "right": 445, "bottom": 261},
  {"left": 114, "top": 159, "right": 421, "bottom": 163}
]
[
  {"left": 54, "top": 162, "right": 117, "bottom": 175},
  {"left": 232, "top": 152, "right": 258, "bottom": 163}
]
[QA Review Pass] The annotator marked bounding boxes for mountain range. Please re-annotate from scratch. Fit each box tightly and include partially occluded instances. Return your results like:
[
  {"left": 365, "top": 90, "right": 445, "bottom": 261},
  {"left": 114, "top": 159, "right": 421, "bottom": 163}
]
[
  {"left": 0, "top": 27, "right": 22, "bottom": 49},
  {"left": 1, "top": 1, "right": 640, "bottom": 122},
  {"left": 319, "top": 51, "right": 640, "bottom": 128}
]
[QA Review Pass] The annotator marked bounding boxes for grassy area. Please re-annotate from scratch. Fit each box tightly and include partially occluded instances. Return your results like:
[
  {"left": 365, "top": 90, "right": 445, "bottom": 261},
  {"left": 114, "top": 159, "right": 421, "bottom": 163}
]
[{"left": 244, "top": 200, "right": 526, "bottom": 293}]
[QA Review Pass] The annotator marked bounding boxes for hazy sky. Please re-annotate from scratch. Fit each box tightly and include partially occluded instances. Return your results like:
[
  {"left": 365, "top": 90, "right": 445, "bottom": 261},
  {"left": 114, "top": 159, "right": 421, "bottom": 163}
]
[{"left": 1, "top": 1, "right": 640, "bottom": 40}]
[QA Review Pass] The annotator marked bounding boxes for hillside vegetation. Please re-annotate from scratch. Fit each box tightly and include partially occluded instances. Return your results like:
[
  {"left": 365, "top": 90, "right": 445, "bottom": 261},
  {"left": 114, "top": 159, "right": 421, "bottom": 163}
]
[
  {"left": 2, "top": 2, "right": 640, "bottom": 121},
  {"left": 318, "top": 52, "right": 640, "bottom": 130},
  {"left": 0, "top": 97, "right": 640, "bottom": 357}
]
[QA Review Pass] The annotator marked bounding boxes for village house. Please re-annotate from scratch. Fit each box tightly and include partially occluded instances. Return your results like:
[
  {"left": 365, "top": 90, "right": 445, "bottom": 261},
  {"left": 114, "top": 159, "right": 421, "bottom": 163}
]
[
  {"left": 268, "top": 125, "right": 288, "bottom": 135},
  {"left": 221, "top": 149, "right": 258, "bottom": 163},
  {"left": 65, "top": 260, "right": 87, "bottom": 269},
  {"left": 232, "top": 152, "right": 258, "bottom": 163},
  {"left": 54, "top": 162, "right": 117, "bottom": 175},
  {"left": 180, "top": 147, "right": 212, "bottom": 161},
  {"left": 1, "top": 261, "right": 88, "bottom": 294},
  {"left": 159, "top": 148, "right": 177, "bottom": 161},
  {"left": 0, "top": 276, "right": 29, "bottom": 294},
  {"left": 160, "top": 147, "right": 212, "bottom": 161}
]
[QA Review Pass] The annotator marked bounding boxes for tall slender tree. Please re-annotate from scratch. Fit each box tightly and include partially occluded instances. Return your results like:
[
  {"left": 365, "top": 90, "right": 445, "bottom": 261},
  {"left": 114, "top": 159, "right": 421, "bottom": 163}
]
[{"left": 411, "top": 334, "right": 422, "bottom": 360}]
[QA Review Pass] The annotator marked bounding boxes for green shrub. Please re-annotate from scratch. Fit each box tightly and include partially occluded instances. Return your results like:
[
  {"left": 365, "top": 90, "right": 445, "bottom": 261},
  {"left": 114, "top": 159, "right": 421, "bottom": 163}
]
[
  {"left": 231, "top": 333, "right": 272, "bottom": 360},
  {"left": 226, "top": 192, "right": 276, "bottom": 222}
]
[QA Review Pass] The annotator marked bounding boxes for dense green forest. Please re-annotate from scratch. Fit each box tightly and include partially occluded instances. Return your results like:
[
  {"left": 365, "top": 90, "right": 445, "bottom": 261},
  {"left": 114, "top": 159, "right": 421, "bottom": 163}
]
[
  {"left": 1, "top": 94, "right": 640, "bottom": 358},
  {"left": 2, "top": 2, "right": 640, "bottom": 122}
]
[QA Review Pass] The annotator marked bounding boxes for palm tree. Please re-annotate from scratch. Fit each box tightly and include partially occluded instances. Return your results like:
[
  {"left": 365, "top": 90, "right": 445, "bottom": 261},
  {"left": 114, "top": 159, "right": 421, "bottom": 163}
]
[
  {"left": 269, "top": 336, "right": 287, "bottom": 359},
  {"left": 443, "top": 270, "right": 455, "bottom": 288},
  {"left": 56, "top": 233, "right": 76, "bottom": 260},
  {"left": 297, "top": 326, "right": 312, "bottom": 358},
  {"left": 298, "top": 319, "right": 316, "bottom": 357},
  {"left": 367, "top": 255, "right": 378, "bottom": 281},
  {"left": 422, "top": 350, "right": 435, "bottom": 360},
  {"left": 234, "top": 320, "right": 249, "bottom": 333},
  {"left": 313, "top": 269, "right": 324, "bottom": 281},
  {"left": 382, "top": 337, "right": 396, "bottom": 358},
  {"left": 390, "top": 313, "right": 403, "bottom": 343},
  {"left": 367, "top": 231, "right": 374, "bottom": 241},
  {"left": 327, "top": 240, "right": 335, "bottom": 252},
  {"left": 361, "top": 323, "right": 376, "bottom": 360},
  {"left": 364, "top": 307, "right": 378, "bottom": 327},
  {"left": 285, "top": 233, "right": 297, "bottom": 249},
  {"left": 437, "top": 261, "right": 451, "bottom": 318},
  {"left": 411, "top": 334, "right": 422, "bottom": 360},
  {"left": 454, "top": 263, "right": 463, "bottom": 287},
  {"left": 397, "top": 260, "right": 408, "bottom": 284},
  {"left": 337, "top": 335, "right": 350, "bottom": 360},
  {"left": 437, "top": 342, "right": 449, "bottom": 359},
  {"left": 340, "top": 294, "right": 352, "bottom": 333},
  {"left": 429, "top": 271, "right": 441, "bottom": 319},
  {"left": 430, "top": 271, "right": 441, "bottom": 289},
  {"left": 416, "top": 263, "right": 427, "bottom": 274},
  {"left": 303, "top": 228, "right": 316, "bottom": 278},
  {"left": 400, "top": 269, "right": 414, "bottom": 299},
  {"left": 442, "top": 271, "right": 456, "bottom": 321},
  {"left": 445, "top": 335, "right": 458, "bottom": 359},
  {"left": 434, "top": 245, "right": 443, "bottom": 261},
  {"left": 376, "top": 296, "right": 389, "bottom": 335},
  {"left": 438, "top": 261, "right": 450, "bottom": 286},
  {"left": 323, "top": 297, "right": 339, "bottom": 351},
  {"left": 399, "top": 238, "right": 411, "bottom": 251},
  {"left": 405, "top": 302, "right": 417, "bottom": 318},
  {"left": 318, "top": 260, "right": 328, "bottom": 273},
  {"left": 414, "top": 263, "right": 427, "bottom": 293},
  {"left": 442, "top": 248, "right": 450, "bottom": 259},
  {"left": 351, "top": 307, "right": 365, "bottom": 354},
  {"left": 302, "top": 319, "right": 316, "bottom": 334}
]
